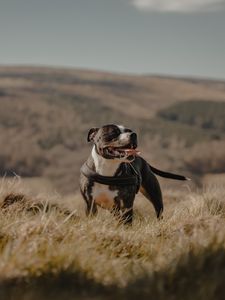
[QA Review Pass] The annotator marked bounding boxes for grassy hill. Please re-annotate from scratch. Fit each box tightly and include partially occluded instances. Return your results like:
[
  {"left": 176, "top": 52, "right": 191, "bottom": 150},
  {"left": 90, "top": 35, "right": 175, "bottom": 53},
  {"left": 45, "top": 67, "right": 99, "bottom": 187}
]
[
  {"left": 0, "top": 180, "right": 224, "bottom": 300},
  {"left": 158, "top": 100, "right": 225, "bottom": 133},
  {"left": 1, "top": 66, "right": 225, "bottom": 193}
]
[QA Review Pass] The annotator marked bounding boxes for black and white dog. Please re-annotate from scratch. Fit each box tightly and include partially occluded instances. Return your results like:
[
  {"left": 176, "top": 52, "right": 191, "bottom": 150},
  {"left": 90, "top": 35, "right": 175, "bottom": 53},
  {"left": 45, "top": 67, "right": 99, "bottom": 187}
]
[{"left": 80, "top": 124, "right": 189, "bottom": 224}]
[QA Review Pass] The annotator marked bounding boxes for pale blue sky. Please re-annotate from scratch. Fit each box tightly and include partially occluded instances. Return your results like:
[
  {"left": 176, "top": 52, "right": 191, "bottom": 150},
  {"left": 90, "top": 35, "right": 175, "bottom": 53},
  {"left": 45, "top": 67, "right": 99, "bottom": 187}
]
[{"left": 0, "top": 0, "right": 225, "bottom": 79}]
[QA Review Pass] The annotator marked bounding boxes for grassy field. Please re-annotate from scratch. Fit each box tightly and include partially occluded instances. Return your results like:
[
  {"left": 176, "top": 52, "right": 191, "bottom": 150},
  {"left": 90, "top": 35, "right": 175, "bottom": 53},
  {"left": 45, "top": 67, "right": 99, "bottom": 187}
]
[{"left": 0, "top": 178, "right": 225, "bottom": 300}]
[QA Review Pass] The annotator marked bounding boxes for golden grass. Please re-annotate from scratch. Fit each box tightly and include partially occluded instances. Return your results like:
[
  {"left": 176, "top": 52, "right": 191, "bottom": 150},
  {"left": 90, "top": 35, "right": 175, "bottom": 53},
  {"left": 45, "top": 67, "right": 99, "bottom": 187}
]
[{"left": 0, "top": 178, "right": 225, "bottom": 300}]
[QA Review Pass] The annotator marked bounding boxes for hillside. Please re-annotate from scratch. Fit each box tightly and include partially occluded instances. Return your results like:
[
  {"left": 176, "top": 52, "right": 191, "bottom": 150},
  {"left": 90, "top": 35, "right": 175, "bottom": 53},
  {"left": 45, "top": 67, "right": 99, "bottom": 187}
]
[
  {"left": 0, "top": 180, "right": 225, "bottom": 300},
  {"left": 1, "top": 66, "right": 225, "bottom": 193}
]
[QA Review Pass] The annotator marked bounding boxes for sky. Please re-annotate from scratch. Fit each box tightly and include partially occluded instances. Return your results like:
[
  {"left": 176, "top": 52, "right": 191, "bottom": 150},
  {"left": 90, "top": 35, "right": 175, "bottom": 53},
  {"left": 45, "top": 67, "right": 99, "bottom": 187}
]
[{"left": 0, "top": 0, "right": 225, "bottom": 79}]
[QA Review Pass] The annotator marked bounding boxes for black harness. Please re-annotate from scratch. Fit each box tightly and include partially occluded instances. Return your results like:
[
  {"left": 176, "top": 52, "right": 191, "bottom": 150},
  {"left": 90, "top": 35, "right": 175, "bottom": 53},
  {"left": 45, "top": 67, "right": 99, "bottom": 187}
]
[{"left": 80, "top": 162, "right": 141, "bottom": 193}]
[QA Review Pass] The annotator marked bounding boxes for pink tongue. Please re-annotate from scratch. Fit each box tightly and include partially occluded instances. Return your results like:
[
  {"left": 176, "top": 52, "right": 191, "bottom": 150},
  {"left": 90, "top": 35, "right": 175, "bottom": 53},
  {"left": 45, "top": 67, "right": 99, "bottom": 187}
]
[{"left": 124, "top": 149, "right": 141, "bottom": 156}]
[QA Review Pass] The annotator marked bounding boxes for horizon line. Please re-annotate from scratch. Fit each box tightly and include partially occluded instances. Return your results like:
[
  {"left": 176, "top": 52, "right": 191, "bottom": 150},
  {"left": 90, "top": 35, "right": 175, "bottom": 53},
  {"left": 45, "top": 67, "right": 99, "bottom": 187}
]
[{"left": 0, "top": 63, "right": 225, "bottom": 83}]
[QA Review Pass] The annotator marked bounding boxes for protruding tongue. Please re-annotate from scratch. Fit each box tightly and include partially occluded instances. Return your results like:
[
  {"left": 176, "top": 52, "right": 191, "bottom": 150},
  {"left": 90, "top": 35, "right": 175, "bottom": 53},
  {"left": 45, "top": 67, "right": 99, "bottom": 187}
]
[{"left": 124, "top": 148, "right": 141, "bottom": 156}]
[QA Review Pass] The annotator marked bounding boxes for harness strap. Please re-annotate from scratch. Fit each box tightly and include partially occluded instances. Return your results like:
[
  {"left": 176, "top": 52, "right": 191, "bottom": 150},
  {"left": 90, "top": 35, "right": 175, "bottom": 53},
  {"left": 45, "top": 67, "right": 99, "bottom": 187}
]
[{"left": 80, "top": 162, "right": 140, "bottom": 192}]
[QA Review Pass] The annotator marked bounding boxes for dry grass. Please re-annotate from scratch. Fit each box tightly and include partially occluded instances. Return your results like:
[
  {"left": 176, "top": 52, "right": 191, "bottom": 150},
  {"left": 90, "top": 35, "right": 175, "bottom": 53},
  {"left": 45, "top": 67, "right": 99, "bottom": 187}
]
[{"left": 0, "top": 178, "right": 224, "bottom": 300}]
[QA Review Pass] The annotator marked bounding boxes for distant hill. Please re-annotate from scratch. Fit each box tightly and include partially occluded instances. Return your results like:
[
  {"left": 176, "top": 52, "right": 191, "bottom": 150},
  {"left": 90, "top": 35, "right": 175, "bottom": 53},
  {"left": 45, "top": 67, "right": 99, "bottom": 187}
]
[{"left": 0, "top": 66, "right": 225, "bottom": 193}]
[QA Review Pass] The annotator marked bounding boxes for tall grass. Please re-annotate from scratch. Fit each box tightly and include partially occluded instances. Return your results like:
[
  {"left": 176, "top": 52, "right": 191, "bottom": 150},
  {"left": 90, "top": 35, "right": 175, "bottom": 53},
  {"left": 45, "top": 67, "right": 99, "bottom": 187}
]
[{"left": 0, "top": 178, "right": 224, "bottom": 299}]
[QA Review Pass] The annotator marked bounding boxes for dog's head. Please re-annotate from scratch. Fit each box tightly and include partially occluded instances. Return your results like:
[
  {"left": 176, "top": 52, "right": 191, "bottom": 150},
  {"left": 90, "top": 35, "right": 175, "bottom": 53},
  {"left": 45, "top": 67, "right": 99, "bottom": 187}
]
[{"left": 87, "top": 124, "right": 140, "bottom": 160}]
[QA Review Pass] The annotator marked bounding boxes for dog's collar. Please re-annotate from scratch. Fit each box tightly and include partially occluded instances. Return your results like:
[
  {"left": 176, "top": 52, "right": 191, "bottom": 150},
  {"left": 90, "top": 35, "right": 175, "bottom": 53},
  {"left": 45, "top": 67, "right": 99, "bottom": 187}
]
[{"left": 80, "top": 162, "right": 140, "bottom": 192}]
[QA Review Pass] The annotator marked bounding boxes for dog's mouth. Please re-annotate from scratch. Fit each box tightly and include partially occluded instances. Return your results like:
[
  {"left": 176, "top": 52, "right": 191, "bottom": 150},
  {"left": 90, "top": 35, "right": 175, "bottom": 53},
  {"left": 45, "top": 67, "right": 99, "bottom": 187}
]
[{"left": 103, "top": 144, "right": 140, "bottom": 159}]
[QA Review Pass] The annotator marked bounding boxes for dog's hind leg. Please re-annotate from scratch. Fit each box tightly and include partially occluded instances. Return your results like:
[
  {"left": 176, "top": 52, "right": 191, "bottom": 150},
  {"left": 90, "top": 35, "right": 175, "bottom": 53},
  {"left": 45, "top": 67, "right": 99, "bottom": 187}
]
[{"left": 140, "top": 165, "right": 163, "bottom": 219}]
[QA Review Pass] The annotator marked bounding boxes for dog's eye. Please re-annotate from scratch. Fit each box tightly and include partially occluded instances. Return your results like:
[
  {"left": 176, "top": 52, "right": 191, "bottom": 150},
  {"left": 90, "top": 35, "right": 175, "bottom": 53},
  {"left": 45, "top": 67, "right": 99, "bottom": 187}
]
[
  {"left": 105, "top": 130, "right": 120, "bottom": 142},
  {"left": 106, "top": 134, "right": 119, "bottom": 141},
  {"left": 124, "top": 129, "right": 132, "bottom": 133}
]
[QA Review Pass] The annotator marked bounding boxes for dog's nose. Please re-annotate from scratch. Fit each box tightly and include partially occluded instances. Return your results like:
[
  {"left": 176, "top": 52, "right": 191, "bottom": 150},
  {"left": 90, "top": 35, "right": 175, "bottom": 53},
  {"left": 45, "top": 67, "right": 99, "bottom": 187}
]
[{"left": 130, "top": 132, "right": 137, "bottom": 146}]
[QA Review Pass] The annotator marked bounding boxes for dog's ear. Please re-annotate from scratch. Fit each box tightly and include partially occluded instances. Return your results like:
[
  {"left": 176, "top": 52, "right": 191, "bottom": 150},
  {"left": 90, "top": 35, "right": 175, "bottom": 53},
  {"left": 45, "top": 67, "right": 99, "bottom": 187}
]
[{"left": 87, "top": 128, "right": 99, "bottom": 142}]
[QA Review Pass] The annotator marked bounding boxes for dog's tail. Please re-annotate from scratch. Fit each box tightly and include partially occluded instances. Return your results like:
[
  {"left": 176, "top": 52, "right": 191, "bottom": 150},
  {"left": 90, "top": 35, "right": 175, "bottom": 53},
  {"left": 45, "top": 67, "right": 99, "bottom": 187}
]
[{"left": 149, "top": 164, "right": 190, "bottom": 181}]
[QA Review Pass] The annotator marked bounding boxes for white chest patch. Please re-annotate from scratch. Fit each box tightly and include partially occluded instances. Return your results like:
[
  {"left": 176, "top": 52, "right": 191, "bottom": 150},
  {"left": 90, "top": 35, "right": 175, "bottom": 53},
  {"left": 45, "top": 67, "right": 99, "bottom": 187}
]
[
  {"left": 91, "top": 146, "right": 120, "bottom": 209},
  {"left": 92, "top": 183, "right": 118, "bottom": 209}
]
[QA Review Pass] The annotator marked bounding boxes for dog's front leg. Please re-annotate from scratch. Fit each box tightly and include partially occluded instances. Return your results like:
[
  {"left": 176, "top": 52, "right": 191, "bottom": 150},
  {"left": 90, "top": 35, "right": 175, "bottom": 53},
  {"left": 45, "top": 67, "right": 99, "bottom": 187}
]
[
  {"left": 85, "top": 197, "right": 98, "bottom": 217},
  {"left": 121, "top": 207, "right": 133, "bottom": 224},
  {"left": 120, "top": 196, "right": 135, "bottom": 225},
  {"left": 80, "top": 185, "right": 98, "bottom": 217}
]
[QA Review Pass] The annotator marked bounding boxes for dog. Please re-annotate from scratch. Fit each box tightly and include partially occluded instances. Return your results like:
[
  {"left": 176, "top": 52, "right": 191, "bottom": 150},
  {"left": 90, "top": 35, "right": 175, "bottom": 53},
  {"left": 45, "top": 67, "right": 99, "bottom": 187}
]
[{"left": 80, "top": 124, "right": 189, "bottom": 224}]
